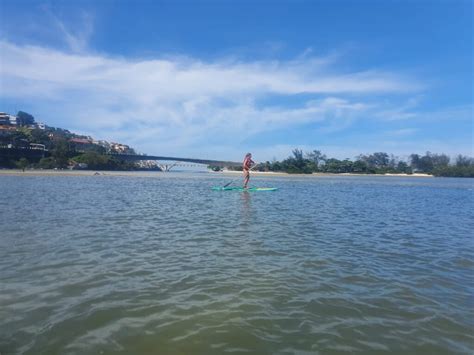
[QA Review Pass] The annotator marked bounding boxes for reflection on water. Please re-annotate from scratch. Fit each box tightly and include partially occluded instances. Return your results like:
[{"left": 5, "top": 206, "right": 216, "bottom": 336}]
[
  {"left": 240, "top": 191, "right": 252, "bottom": 225},
  {"left": 0, "top": 173, "right": 473, "bottom": 354}
]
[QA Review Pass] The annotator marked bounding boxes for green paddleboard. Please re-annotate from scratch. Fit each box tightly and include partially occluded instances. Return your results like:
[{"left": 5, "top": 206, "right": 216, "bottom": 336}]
[{"left": 212, "top": 187, "right": 278, "bottom": 191}]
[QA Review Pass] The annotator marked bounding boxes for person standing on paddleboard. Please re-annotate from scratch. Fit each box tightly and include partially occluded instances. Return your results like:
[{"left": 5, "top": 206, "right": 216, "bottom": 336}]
[{"left": 243, "top": 153, "right": 255, "bottom": 188}]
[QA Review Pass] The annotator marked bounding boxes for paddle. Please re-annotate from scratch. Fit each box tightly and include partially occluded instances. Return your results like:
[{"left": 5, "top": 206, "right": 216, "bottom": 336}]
[{"left": 223, "top": 163, "right": 260, "bottom": 187}]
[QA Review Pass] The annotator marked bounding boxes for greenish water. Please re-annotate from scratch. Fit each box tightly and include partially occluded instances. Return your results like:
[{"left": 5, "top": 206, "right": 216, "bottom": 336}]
[{"left": 1, "top": 173, "right": 473, "bottom": 354}]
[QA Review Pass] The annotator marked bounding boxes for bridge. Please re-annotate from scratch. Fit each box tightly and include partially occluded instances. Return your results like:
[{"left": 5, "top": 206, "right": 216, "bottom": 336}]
[{"left": 108, "top": 154, "right": 241, "bottom": 171}]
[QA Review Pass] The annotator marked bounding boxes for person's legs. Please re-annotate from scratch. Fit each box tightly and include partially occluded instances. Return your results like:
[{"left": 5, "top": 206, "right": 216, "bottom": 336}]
[{"left": 243, "top": 169, "right": 250, "bottom": 188}]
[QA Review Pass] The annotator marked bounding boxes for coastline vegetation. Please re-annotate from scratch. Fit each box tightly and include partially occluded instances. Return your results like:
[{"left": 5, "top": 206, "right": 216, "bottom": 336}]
[
  {"left": 1, "top": 111, "right": 473, "bottom": 177},
  {"left": 228, "top": 149, "right": 474, "bottom": 178}
]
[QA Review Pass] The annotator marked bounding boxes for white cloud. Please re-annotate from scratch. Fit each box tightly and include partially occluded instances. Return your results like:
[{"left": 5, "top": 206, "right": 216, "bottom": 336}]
[
  {"left": 0, "top": 41, "right": 420, "bottom": 98},
  {"left": 386, "top": 128, "right": 418, "bottom": 136},
  {"left": 0, "top": 40, "right": 430, "bottom": 158}
]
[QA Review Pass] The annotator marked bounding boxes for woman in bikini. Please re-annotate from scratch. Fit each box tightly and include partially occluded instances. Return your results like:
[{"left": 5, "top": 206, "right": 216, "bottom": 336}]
[{"left": 243, "top": 153, "right": 255, "bottom": 188}]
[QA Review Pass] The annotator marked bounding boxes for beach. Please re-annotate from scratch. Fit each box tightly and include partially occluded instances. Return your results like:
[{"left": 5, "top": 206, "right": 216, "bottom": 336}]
[
  {"left": 221, "top": 170, "right": 434, "bottom": 177},
  {"left": 0, "top": 169, "right": 434, "bottom": 178}
]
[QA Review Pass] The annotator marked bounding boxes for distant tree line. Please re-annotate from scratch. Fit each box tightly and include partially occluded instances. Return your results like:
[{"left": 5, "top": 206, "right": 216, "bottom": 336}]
[
  {"left": 229, "top": 149, "right": 474, "bottom": 178},
  {"left": 2, "top": 111, "right": 472, "bottom": 176}
]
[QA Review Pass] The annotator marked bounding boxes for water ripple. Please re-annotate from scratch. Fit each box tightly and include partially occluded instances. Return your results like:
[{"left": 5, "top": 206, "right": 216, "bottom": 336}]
[{"left": 0, "top": 174, "right": 473, "bottom": 354}]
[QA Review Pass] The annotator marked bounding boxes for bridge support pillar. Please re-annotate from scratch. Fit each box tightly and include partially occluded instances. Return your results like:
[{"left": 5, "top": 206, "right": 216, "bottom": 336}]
[{"left": 158, "top": 162, "right": 178, "bottom": 172}]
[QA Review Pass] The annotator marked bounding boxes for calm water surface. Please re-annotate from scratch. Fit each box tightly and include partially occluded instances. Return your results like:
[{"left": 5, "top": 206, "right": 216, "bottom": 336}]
[{"left": 1, "top": 173, "right": 473, "bottom": 354}]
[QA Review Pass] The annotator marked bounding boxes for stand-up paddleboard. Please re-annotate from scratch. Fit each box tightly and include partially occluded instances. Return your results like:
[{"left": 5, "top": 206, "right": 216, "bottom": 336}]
[{"left": 212, "top": 187, "right": 278, "bottom": 191}]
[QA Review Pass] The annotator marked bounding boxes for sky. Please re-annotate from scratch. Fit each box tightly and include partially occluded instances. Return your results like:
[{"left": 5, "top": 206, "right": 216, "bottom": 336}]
[{"left": 0, "top": 0, "right": 472, "bottom": 161}]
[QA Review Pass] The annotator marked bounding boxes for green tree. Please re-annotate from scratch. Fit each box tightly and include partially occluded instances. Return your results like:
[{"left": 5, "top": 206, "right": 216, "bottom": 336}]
[
  {"left": 73, "top": 152, "right": 137, "bottom": 170},
  {"left": 30, "top": 129, "right": 51, "bottom": 146},
  {"left": 419, "top": 153, "right": 434, "bottom": 173},
  {"left": 270, "top": 159, "right": 283, "bottom": 171},
  {"left": 16, "top": 111, "right": 35, "bottom": 126},
  {"left": 74, "top": 152, "right": 108, "bottom": 169},
  {"left": 10, "top": 129, "right": 29, "bottom": 147},
  {"left": 51, "top": 139, "right": 72, "bottom": 168},
  {"left": 362, "top": 152, "right": 389, "bottom": 169},
  {"left": 263, "top": 161, "right": 272, "bottom": 172},
  {"left": 455, "top": 155, "right": 473, "bottom": 167},
  {"left": 38, "top": 157, "right": 56, "bottom": 169},
  {"left": 306, "top": 150, "right": 326, "bottom": 171},
  {"left": 352, "top": 160, "right": 369, "bottom": 173},
  {"left": 431, "top": 153, "right": 450, "bottom": 168},
  {"left": 410, "top": 154, "right": 421, "bottom": 171},
  {"left": 280, "top": 149, "right": 312, "bottom": 173},
  {"left": 16, "top": 158, "right": 29, "bottom": 171},
  {"left": 292, "top": 149, "right": 304, "bottom": 164},
  {"left": 322, "top": 158, "right": 353, "bottom": 173},
  {"left": 396, "top": 161, "right": 411, "bottom": 174}
]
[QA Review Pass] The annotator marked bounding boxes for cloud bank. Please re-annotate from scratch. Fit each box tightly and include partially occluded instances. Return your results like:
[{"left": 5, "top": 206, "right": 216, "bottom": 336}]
[{"left": 1, "top": 39, "right": 469, "bottom": 160}]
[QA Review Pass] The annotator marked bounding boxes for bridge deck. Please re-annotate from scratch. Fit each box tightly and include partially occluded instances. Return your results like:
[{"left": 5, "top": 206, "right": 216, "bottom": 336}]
[{"left": 108, "top": 154, "right": 241, "bottom": 167}]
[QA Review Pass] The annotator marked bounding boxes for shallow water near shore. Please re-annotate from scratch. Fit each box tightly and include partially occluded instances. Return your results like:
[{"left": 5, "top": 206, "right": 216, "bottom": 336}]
[{"left": 1, "top": 173, "right": 473, "bottom": 354}]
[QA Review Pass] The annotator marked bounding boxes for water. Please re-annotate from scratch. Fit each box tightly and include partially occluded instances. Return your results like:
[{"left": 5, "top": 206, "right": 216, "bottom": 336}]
[{"left": 1, "top": 173, "right": 473, "bottom": 354}]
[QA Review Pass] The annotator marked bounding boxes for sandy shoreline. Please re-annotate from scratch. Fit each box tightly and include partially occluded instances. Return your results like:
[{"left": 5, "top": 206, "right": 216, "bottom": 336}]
[
  {"left": 220, "top": 170, "right": 433, "bottom": 177},
  {"left": 220, "top": 170, "right": 434, "bottom": 177},
  {"left": 0, "top": 169, "right": 163, "bottom": 178},
  {"left": 0, "top": 169, "right": 433, "bottom": 178}
]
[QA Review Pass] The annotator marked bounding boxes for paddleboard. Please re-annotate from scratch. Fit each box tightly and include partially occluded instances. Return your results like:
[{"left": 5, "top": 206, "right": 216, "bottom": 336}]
[{"left": 212, "top": 187, "right": 278, "bottom": 191}]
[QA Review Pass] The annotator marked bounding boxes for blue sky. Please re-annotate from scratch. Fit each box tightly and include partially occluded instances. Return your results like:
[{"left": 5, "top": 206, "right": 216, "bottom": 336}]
[{"left": 0, "top": 0, "right": 472, "bottom": 161}]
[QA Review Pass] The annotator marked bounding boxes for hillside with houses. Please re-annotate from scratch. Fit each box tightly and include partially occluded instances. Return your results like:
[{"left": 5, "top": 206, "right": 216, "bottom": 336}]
[{"left": 0, "top": 111, "right": 157, "bottom": 170}]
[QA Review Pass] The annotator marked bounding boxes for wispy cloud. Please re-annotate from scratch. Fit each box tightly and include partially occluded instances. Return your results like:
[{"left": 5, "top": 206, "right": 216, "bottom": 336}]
[
  {"left": 386, "top": 128, "right": 418, "bottom": 136},
  {"left": 0, "top": 39, "right": 444, "bottom": 159},
  {"left": 41, "top": 5, "right": 94, "bottom": 53}
]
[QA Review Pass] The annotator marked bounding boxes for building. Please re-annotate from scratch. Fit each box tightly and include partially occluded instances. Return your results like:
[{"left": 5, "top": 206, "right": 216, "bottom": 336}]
[
  {"left": 0, "top": 125, "right": 17, "bottom": 137},
  {"left": 29, "top": 143, "right": 46, "bottom": 151},
  {"left": 70, "top": 137, "right": 96, "bottom": 152},
  {"left": 0, "top": 112, "right": 17, "bottom": 125},
  {"left": 95, "top": 140, "right": 111, "bottom": 152},
  {"left": 110, "top": 142, "right": 132, "bottom": 154},
  {"left": 0, "top": 113, "right": 9, "bottom": 125}
]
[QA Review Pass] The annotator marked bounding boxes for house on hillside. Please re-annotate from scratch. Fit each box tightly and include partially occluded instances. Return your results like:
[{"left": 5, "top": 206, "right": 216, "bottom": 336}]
[
  {"left": 0, "top": 125, "right": 17, "bottom": 137},
  {"left": 110, "top": 142, "right": 133, "bottom": 154},
  {"left": 0, "top": 113, "right": 10, "bottom": 125},
  {"left": 0, "top": 112, "right": 17, "bottom": 125},
  {"left": 70, "top": 138, "right": 96, "bottom": 152}
]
